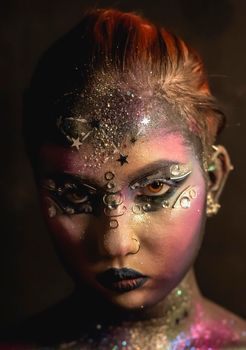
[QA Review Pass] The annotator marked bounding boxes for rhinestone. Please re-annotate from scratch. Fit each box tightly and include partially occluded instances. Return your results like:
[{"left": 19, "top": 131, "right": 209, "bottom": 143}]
[
  {"left": 64, "top": 183, "right": 72, "bottom": 189},
  {"left": 170, "top": 164, "right": 180, "bottom": 176},
  {"left": 143, "top": 203, "right": 151, "bottom": 212},
  {"left": 105, "top": 171, "right": 114, "bottom": 181},
  {"left": 57, "top": 187, "right": 63, "bottom": 194},
  {"left": 83, "top": 205, "right": 93, "bottom": 213},
  {"left": 108, "top": 202, "right": 118, "bottom": 210},
  {"left": 65, "top": 207, "right": 75, "bottom": 215},
  {"left": 46, "top": 179, "right": 56, "bottom": 190},
  {"left": 109, "top": 219, "right": 118, "bottom": 229},
  {"left": 48, "top": 206, "right": 56, "bottom": 218},
  {"left": 107, "top": 182, "right": 115, "bottom": 190},
  {"left": 132, "top": 204, "right": 143, "bottom": 215},
  {"left": 162, "top": 200, "right": 169, "bottom": 208},
  {"left": 180, "top": 196, "right": 191, "bottom": 209}
]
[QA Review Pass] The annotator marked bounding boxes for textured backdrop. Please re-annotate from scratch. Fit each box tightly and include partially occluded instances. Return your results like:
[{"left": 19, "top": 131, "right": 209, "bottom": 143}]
[{"left": 0, "top": 0, "right": 245, "bottom": 326}]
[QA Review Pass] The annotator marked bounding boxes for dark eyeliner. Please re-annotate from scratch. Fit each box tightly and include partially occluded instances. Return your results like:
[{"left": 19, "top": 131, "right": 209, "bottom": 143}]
[
  {"left": 133, "top": 171, "right": 192, "bottom": 211},
  {"left": 41, "top": 173, "right": 97, "bottom": 215}
]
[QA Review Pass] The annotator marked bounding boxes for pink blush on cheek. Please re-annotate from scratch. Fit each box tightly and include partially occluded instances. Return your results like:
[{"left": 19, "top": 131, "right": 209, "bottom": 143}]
[{"left": 158, "top": 186, "right": 206, "bottom": 275}]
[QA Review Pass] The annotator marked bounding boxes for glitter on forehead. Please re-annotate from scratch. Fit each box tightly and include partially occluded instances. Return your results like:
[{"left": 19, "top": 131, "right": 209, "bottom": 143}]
[{"left": 55, "top": 70, "right": 186, "bottom": 168}]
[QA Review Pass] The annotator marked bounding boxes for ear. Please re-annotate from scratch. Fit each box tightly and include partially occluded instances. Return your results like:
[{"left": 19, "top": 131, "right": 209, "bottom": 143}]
[{"left": 206, "top": 145, "right": 233, "bottom": 217}]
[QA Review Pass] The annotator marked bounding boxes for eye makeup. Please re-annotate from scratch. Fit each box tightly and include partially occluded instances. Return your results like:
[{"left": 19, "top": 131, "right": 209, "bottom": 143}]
[
  {"left": 130, "top": 163, "right": 192, "bottom": 213},
  {"left": 41, "top": 162, "right": 192, "bottom": 217},
  {"left": 41, "top": 173, "right": 98, "bottom": 215}
]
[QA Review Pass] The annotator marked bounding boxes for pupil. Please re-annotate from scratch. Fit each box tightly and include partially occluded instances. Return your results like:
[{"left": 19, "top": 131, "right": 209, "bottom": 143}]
[{"left": 152, "top": 181, "right": 161, "bottom": 189}]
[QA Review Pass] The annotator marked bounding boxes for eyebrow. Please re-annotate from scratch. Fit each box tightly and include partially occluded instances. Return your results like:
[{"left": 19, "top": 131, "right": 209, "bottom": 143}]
[
  {"left": 45, "top": 160, "right": 189, "bottom": 189},
  {"left": 127, "top": 160, "right": 187, "bottom": 184}
]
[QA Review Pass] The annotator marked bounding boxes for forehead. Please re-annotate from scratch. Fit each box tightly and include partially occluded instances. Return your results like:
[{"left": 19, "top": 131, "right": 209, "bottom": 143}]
[
  {"left": 39, "top": 131, "right": 194, "bottom": 182},
  {"left": 54, "top": 81, "right": 193, "bottom": 170}
]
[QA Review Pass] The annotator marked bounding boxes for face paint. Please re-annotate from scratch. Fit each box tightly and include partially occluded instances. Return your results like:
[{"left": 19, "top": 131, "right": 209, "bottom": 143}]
[
  {"left": 54, "top": 72, "right": 194, "bottom": 170},
  {"left": 173, "top": 186, "right": 198, "bottom": 209},
  {"left": 39, "top": 130, "right": 207, "bottom": 322},
  {"left": 41, "top": 161, "right": 195, "bottom": 220},
  {"left": 130, "top": 162, "right": 192, "bottom": 214},
  {"left": 41, "top": 174, "right": 97, "bottom": 215},
  {"left": 103, "top": 171, "right": 127, "bottom": 229}
]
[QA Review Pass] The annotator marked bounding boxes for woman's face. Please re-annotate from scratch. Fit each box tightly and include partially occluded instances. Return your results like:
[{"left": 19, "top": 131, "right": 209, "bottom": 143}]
[{"left": 38, "top": 129, "right": 207, "bottom": 310}]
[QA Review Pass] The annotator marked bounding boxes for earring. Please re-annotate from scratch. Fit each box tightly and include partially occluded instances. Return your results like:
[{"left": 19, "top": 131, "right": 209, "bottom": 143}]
[
  {"left": 206, "top": 192, "right": 221, "bottom": 217},
  {"left": 132, "top": 237, "right": 140, "bottom": 254}
]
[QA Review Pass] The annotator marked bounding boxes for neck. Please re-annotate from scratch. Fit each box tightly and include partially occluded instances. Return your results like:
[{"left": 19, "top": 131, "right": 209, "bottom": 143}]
[
  {"left": 64, "top": 269, "right": 202, "bottom": 349},
  {"left": 72, "top": 268, "right": 201, "bottom": 327}
]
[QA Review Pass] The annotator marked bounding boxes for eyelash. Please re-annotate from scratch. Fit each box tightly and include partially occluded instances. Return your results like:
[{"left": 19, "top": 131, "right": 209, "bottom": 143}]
[
  {"left": 43, "top": 182, "right": 97, "bottom": 215},
  {"left": 134, "top": 179, "right": 178, "bottom": 205},
  {"left": 43, "top": 176, "right": 181, "bottom": 215}
]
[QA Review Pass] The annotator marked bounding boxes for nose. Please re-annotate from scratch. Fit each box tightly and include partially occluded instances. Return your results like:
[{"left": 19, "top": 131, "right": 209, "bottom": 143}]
[{"left": 97, "top": 207, "right": 140, "bottom": 258}]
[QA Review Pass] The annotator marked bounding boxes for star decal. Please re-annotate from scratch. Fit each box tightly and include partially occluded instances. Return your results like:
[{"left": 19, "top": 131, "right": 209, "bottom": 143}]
[
  {"left": 71, "top": 137, "right": 82, "bottom": 150},
  {"left": 90, "top": 118, "right": 100, "bottom": 129},
  {"left": 117, "top": 154, "right": 128, "bottom": 166}
]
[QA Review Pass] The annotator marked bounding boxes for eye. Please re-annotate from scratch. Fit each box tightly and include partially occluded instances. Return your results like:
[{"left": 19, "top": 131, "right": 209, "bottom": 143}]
[
  {"left": 65, "top": 191, "right": 89, "bottom": 204},
  {"left": 146, "top": 181, "right": 164, "bottom": 193},
  {"left": 141, "top": 181, "right": 171, "bottom": 196}
]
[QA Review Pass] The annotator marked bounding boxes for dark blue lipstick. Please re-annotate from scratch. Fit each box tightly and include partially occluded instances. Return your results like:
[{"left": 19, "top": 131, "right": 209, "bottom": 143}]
[{"left": 96, "top": 268, "right": 148, "bottom": 293}]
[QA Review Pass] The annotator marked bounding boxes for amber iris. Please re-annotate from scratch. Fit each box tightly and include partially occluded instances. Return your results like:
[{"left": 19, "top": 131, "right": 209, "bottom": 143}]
[{"left": 146, "top": 181, "right": 164, "bottom": 193}]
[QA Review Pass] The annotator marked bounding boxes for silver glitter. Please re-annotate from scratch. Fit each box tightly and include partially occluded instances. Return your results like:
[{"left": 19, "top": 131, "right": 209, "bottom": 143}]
[{"left": 141, "top": 116, "right": 150, "bottom": 125}]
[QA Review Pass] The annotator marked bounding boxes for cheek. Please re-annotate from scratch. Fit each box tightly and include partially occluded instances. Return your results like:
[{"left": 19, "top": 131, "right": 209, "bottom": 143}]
[
  {"left": 140, "top": 184, "right": 206, "bottom": 276},
  {"left": 41, "top": 195, "right": 88, "bottom": 246}
]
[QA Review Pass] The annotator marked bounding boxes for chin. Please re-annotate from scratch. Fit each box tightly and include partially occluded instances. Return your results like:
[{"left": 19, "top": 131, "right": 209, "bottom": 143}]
[{"left": 101, "top": 287, "right": 161, "bottom": 311}]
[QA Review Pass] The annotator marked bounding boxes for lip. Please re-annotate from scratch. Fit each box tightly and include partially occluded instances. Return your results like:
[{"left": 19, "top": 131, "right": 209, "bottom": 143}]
[{"left": 96, "top": 268, "right": 148, "bottom": 293}]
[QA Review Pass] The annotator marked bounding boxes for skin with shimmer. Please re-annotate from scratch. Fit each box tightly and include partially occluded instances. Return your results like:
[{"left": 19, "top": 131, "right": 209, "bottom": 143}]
[
  {"left": 4, "top": 8, "right": 244, "bottom": 349},
  {"left": 35, "top": 129, "right": 246, "bottom": 349}
]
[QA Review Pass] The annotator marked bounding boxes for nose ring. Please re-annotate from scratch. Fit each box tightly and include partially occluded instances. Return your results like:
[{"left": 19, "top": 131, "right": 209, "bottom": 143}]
[{"left": 132, "top": 237, "right": 140, "bottom": 254}]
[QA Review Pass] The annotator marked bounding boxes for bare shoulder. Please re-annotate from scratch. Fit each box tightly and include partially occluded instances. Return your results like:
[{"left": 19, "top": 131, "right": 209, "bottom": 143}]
[{"left": 199, "top": 297, "right": 246, "bottom": 348}]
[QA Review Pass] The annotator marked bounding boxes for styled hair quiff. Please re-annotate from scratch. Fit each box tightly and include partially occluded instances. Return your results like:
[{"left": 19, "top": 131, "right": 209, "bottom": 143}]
[{"left": 23, "top": 8, "right": 225, "bottom": 168}]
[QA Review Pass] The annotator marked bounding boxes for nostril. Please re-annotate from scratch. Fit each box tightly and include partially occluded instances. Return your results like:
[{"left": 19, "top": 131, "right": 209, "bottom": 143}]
[{"left": 99, "top": 225, "right": 140, "bottom": 258}]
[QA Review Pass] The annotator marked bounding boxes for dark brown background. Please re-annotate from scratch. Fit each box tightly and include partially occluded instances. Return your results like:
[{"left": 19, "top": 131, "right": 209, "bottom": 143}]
[{"left": 0, "top": 0, "right": 245, "bottom": 327}]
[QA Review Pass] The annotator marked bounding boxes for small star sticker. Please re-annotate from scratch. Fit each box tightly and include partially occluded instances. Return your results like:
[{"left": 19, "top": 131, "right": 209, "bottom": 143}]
[
  {"left": 71, "top": 137, "right": 82, "bottom": 150},
  {"left": 90, "top": 118, "right": 100, "bottom": 129},
  {"left": 117, "top": 154, "right": 128, "bottom": 166}
]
